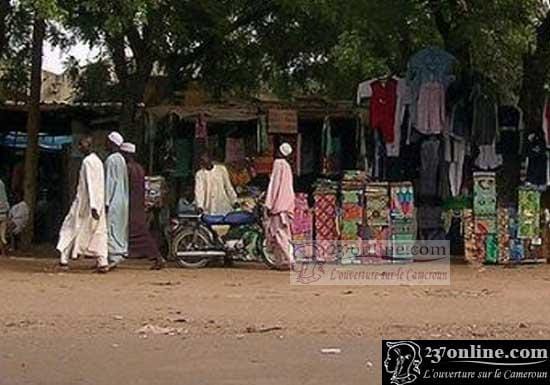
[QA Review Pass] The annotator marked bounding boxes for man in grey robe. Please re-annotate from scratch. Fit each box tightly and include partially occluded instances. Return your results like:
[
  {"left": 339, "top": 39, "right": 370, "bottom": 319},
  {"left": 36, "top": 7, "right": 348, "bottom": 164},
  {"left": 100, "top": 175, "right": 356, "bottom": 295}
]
[{"left": 105, "top": 131, "right": 129, "bottom": 267}]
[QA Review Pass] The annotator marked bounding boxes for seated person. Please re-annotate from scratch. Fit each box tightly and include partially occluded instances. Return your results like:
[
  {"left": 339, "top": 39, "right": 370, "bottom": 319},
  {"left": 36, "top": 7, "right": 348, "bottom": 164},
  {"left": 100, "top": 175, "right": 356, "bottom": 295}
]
[
  {"left": 194, "top": 153, "right": 237, "bottom": 215},
  {"left": 7, "top": 196, "right": 30, "bottom": 249}
]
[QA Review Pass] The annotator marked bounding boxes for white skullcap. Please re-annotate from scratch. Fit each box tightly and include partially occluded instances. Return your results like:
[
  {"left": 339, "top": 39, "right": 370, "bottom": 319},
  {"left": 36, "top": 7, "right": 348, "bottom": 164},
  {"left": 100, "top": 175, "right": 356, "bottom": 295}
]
[
  {"left": 120, "top": 142, "right": 136, "bottom": 153},
  {"left": 108, "top": 131, "right": 124, "bottom": 147},
  {"left": 279, "top": 142, "right": 293, "bottom": 157}
]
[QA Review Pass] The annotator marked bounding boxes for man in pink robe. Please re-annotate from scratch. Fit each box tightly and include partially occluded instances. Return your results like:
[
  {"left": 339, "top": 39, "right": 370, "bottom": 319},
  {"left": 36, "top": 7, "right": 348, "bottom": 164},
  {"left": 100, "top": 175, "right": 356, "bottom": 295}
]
[{"left": 265, "top": 143, "right": 296, "bottom": 270}]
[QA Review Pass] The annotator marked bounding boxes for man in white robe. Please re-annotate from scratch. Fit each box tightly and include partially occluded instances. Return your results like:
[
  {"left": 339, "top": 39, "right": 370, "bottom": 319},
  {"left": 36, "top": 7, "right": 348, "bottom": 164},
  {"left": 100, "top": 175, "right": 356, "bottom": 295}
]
[
  {"left": 105, "top": 131, "right": 129, "bottom": 267},
  {"left": 0, "top": 178, "right": 8, "bottom": 256},
  {"left": 194, "top": 153, "right": 237, "bottom": 215},
  {"left": 57, "top": 135, "right": 109, "bottom": 272}
]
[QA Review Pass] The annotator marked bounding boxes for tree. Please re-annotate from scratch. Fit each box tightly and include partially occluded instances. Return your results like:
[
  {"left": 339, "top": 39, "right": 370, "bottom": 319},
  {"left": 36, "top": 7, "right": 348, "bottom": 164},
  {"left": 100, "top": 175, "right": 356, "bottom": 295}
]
[{"left": 21, "top": 13, "right": 45, "bottom": 246}]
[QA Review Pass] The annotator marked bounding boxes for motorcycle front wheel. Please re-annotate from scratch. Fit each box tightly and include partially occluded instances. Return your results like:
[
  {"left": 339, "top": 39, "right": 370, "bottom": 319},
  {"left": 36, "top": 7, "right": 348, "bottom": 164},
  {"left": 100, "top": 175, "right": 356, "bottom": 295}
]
[{"left": 172, "top": 227, "right": 213, "bottom": 268}]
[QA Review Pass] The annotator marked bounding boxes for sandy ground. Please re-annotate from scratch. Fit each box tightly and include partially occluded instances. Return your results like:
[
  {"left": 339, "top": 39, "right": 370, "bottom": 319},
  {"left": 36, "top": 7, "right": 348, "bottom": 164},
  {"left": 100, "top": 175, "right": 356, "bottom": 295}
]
[{"left": 1, "top": 256, "right": 550, "bottom": 385}]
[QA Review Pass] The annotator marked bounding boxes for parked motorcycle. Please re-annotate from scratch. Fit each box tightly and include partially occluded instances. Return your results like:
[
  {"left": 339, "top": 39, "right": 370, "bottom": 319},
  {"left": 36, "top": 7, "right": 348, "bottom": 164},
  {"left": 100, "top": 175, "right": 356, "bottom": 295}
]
[{"left": 168, "top": 198, "right": 276, "bottom": 268}]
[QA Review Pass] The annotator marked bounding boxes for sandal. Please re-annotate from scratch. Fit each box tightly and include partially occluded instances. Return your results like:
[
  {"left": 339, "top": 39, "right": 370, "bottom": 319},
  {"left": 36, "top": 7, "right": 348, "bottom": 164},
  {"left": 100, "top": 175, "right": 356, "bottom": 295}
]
[
  {"left": 95, "top": 266, "right": 109, "bottom": 274},
  {"left": 57, "top": 263, "right": 69, "bottom": 272}
]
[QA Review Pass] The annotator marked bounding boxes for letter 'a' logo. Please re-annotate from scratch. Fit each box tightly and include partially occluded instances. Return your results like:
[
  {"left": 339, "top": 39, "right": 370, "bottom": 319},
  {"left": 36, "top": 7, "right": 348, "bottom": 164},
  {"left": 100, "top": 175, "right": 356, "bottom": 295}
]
[{"left": 384, "top": 341, "right": 422, "bottom": 385}]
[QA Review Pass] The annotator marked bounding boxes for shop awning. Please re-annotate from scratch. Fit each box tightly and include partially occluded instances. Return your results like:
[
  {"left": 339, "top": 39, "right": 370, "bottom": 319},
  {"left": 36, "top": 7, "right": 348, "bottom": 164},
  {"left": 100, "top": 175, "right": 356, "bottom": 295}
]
[
  {"left": 146, "top": 104, "right": 260, "bottom": 123},
  {"left": 0, "top": 131, "right": 73, "bottom": 151}
]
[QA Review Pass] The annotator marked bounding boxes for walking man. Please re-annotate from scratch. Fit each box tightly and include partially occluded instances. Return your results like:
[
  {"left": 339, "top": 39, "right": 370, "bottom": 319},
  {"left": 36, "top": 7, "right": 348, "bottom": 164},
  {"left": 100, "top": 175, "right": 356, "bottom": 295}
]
[
  {"left": 120, "top": 142, "right": 165, "bottom": 270},
  {"left": 105, "top": 131, "right": 129, "bottom": 268},
  {"left": 0, "top": 177, "right": 8, "bottom": 256},
  {"left": 265, "top": 143, "right": 296, "bottom": 270},
  {"left": 57, "top": 135, "right": 109, "bottom": 273}
]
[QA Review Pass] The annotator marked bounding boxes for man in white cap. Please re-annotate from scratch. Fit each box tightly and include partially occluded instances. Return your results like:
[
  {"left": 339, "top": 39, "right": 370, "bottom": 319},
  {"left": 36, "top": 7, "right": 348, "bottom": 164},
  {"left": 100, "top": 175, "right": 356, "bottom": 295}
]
[
  {"left": 265, "top": 142, "right": 296, "bottom": 270},
  {"left": 57, "top": 134, "right": 109, "bottom": 272},
  {"left": 104, "top": 131, "right": 129, "bottom": 268},
  {"left": 120, "top": 142, "right": 165, "bottom": 270}
]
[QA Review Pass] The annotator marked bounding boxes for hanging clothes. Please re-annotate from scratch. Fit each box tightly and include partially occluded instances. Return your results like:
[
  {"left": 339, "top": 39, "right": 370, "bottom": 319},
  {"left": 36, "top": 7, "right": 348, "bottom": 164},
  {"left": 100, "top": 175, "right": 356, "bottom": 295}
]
[
  {"left": 447, "top": 139, "right": 466, "bottom": 197},
  {"left": 256, "top": 115, "right": 269, "bottom": 154},
  {"left": 449, "top": 98, "right": 470, "bottom": 140},
  {"left": 475, "top": 142, "right": 503, "bottom": 171},
  {"left": 407, "top": 47, "right": 456, "bottom": 135},
  {"left": 498, "top": 105, "right": 523, "bottom": 157},
  {"left": 471, "top": 90, "right": 498, "bottom": 146},
  {"left": 416, "top": 81, "right": 446, "bottom": 135},
  {"left": 225, "top": 137, "right": 246, "bottom": 164},
  {"left": 526, "top": 131, "right": 548, "bottom": 187},
  {"left": 386, "top": 78, "right": 411, "bottom": 157},
  {"left": 369, "top": 78, "right": 398, "bottom": 143},
  {"left": 418, "top": 137, "right": 440, "bottom": 198}
]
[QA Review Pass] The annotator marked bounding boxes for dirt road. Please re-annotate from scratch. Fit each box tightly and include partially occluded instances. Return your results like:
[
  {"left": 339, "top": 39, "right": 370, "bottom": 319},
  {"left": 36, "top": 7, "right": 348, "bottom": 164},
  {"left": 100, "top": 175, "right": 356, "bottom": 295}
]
[{"left": 1, "top": 256, "right": 550, "bottom": 385}]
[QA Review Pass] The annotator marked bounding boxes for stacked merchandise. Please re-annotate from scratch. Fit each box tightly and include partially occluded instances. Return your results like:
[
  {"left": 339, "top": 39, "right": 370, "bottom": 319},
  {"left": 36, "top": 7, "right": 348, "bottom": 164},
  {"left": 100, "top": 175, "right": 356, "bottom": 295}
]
[
  {"left": 463, "top": 209, "right": 479, "bottom": 264},
  {"left": 508, "top": 208, "right": 524, "bottom": 263},
  {"left": 517, "top": 187, "right": 544, "bottom": 263},
  {"left": 313, "top": 179, "right": 339, "bottom": 262},
  {"left": 340, "top": 171, "right": 366, "bottom": 264},
  {"left": 463, "top": 184, "right": 545, "bottom": 265},
  {"left": 473, "top": 172, "right": 498, "bottom": 264},
  {"left": 364, "top": 182, "right": 390, "bottom": 261},
  {"left": 144, "top": 176, "right": 166, "bottom": 209},
  {"left": 390, "top": 182, "right": 415, "bottom": 263},
  {"left": 291, "top": 193, "right": 314, "bottom": 262},
  {"left": 497, "top": 208, "right": 510, "bottom": 265}
]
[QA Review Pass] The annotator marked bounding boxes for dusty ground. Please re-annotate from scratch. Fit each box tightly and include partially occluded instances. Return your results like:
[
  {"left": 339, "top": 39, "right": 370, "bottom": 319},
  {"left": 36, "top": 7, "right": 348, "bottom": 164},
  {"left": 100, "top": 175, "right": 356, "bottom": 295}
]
[{"left": 1, "top": 255, "right": 550, "bottom": 385}]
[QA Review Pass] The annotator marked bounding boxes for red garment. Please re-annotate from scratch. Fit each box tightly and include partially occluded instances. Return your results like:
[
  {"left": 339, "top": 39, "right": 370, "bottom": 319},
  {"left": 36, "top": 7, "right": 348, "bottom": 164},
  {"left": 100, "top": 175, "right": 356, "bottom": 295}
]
[
  {"left": 369, "top": 79, "right": 398, "bottom": 143},
  {"left": 127, "top": 159, "right": 162, "bottom": 261}
]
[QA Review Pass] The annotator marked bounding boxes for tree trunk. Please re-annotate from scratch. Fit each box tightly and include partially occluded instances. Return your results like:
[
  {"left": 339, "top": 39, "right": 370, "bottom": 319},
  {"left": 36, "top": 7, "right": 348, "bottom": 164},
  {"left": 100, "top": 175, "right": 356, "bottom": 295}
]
[
  {"left": 21, "top": 16, "right": 45, "bottom": 247},
  {"left": 107, "top": 34, "right": 151, "bottom": 144},
  {"left": 0, "top": 0, "right": 11, "bottom": 57},
  {"left": 519, "top": 11, "right": 550, "bottom": 132}
]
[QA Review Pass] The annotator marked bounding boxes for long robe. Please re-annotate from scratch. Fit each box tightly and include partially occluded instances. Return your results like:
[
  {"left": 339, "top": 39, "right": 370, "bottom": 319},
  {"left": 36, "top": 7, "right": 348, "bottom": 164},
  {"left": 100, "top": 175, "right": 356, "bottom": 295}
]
[
  {"left": 127, "top": 159, "right": 161, "bottom": 260},
  {"left": 265, "top": 158, "right": 296, "bottom": 267},
  {"left": 57, "top": 153, "right": 108, "bottom": 266},
  {"left": 194, "top": 164, "right": 237, "bottom": 215},
  {"left": 0, "top": 179, "right": 8, "bottom": 246},
  {"left": 105, "top": 152, "right": 129, "bottom": 258}
]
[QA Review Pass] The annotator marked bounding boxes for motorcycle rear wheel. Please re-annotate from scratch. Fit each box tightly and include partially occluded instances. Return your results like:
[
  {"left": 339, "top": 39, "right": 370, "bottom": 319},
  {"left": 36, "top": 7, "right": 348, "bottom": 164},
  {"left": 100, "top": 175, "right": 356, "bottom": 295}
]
[
  {"left": 257, "top": 234, "right": 277, "bottom": 269},
  {"left": 172, "top": 228, "right": 213, "bottom": 268}
]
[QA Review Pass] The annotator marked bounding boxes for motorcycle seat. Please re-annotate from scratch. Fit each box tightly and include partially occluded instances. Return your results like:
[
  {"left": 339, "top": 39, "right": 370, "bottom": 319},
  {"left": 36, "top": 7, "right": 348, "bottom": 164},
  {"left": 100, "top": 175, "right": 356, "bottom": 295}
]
[
  {"left": 224, "top": 211, "right": 256, "bottom": 226},
  {"left": 202, "top": 214, "right": 226, "bottom": 225}
]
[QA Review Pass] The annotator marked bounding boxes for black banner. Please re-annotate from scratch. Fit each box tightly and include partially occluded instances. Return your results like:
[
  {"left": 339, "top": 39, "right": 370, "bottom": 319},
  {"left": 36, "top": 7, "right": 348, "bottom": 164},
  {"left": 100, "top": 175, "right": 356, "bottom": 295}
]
[{"left": 382, "top": 340, "right": 550, "bottom": 385}]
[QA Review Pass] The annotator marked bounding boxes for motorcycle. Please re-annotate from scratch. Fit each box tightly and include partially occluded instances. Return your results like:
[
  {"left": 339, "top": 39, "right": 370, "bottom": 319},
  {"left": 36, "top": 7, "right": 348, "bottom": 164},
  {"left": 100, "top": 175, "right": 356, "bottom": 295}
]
[{"left": 168, "top": 197, "right": 276, "bottom": 268}]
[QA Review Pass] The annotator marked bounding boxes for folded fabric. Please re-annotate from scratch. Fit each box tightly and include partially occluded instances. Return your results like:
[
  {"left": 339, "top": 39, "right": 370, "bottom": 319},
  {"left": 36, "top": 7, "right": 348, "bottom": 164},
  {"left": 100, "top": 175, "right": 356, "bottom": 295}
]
[
  {"left": 390, "top": 182, "right": 414, "bottom": 220},
  {"left": 473, "top": 172, "right": 497, "bottom": 216},
  {"left": 365, "top": 183, "right": 390, "bottom": 227},
  {"left": 518, "top": 187, "right": 541, "bottom": 239},
  {"left": 485, "top": 234, "right": 498, "bottom": 264}
]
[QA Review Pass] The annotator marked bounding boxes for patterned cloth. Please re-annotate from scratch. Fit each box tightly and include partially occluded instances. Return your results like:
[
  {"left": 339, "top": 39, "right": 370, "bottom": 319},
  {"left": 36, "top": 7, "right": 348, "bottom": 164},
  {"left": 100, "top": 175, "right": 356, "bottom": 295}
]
[
  {"left": 474, "top": 216, "right": 497, "bottom": 235},
  {"left": 473, "top": 172, "right": 497, "bottom": 216},
  {"left": 497, "top": 208, "right": 510, "bottom": 264},
  {"left": 390, "top": 182, "right": 414, "bottom": 220},
  {"left": 365, "top": 183, "right": 390, "bottom": 227},
  {"left": 314, "top": 193, "right": 339, "bottom": 262},
  {"left": 518, "top": 187, "right": 541, "bottom": 239},
  {"left": 485, "top": 234, "right": 498, "bottom": 264},
  {"left": 463, "top": 209, "right": 481, "bottom": 265}
]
